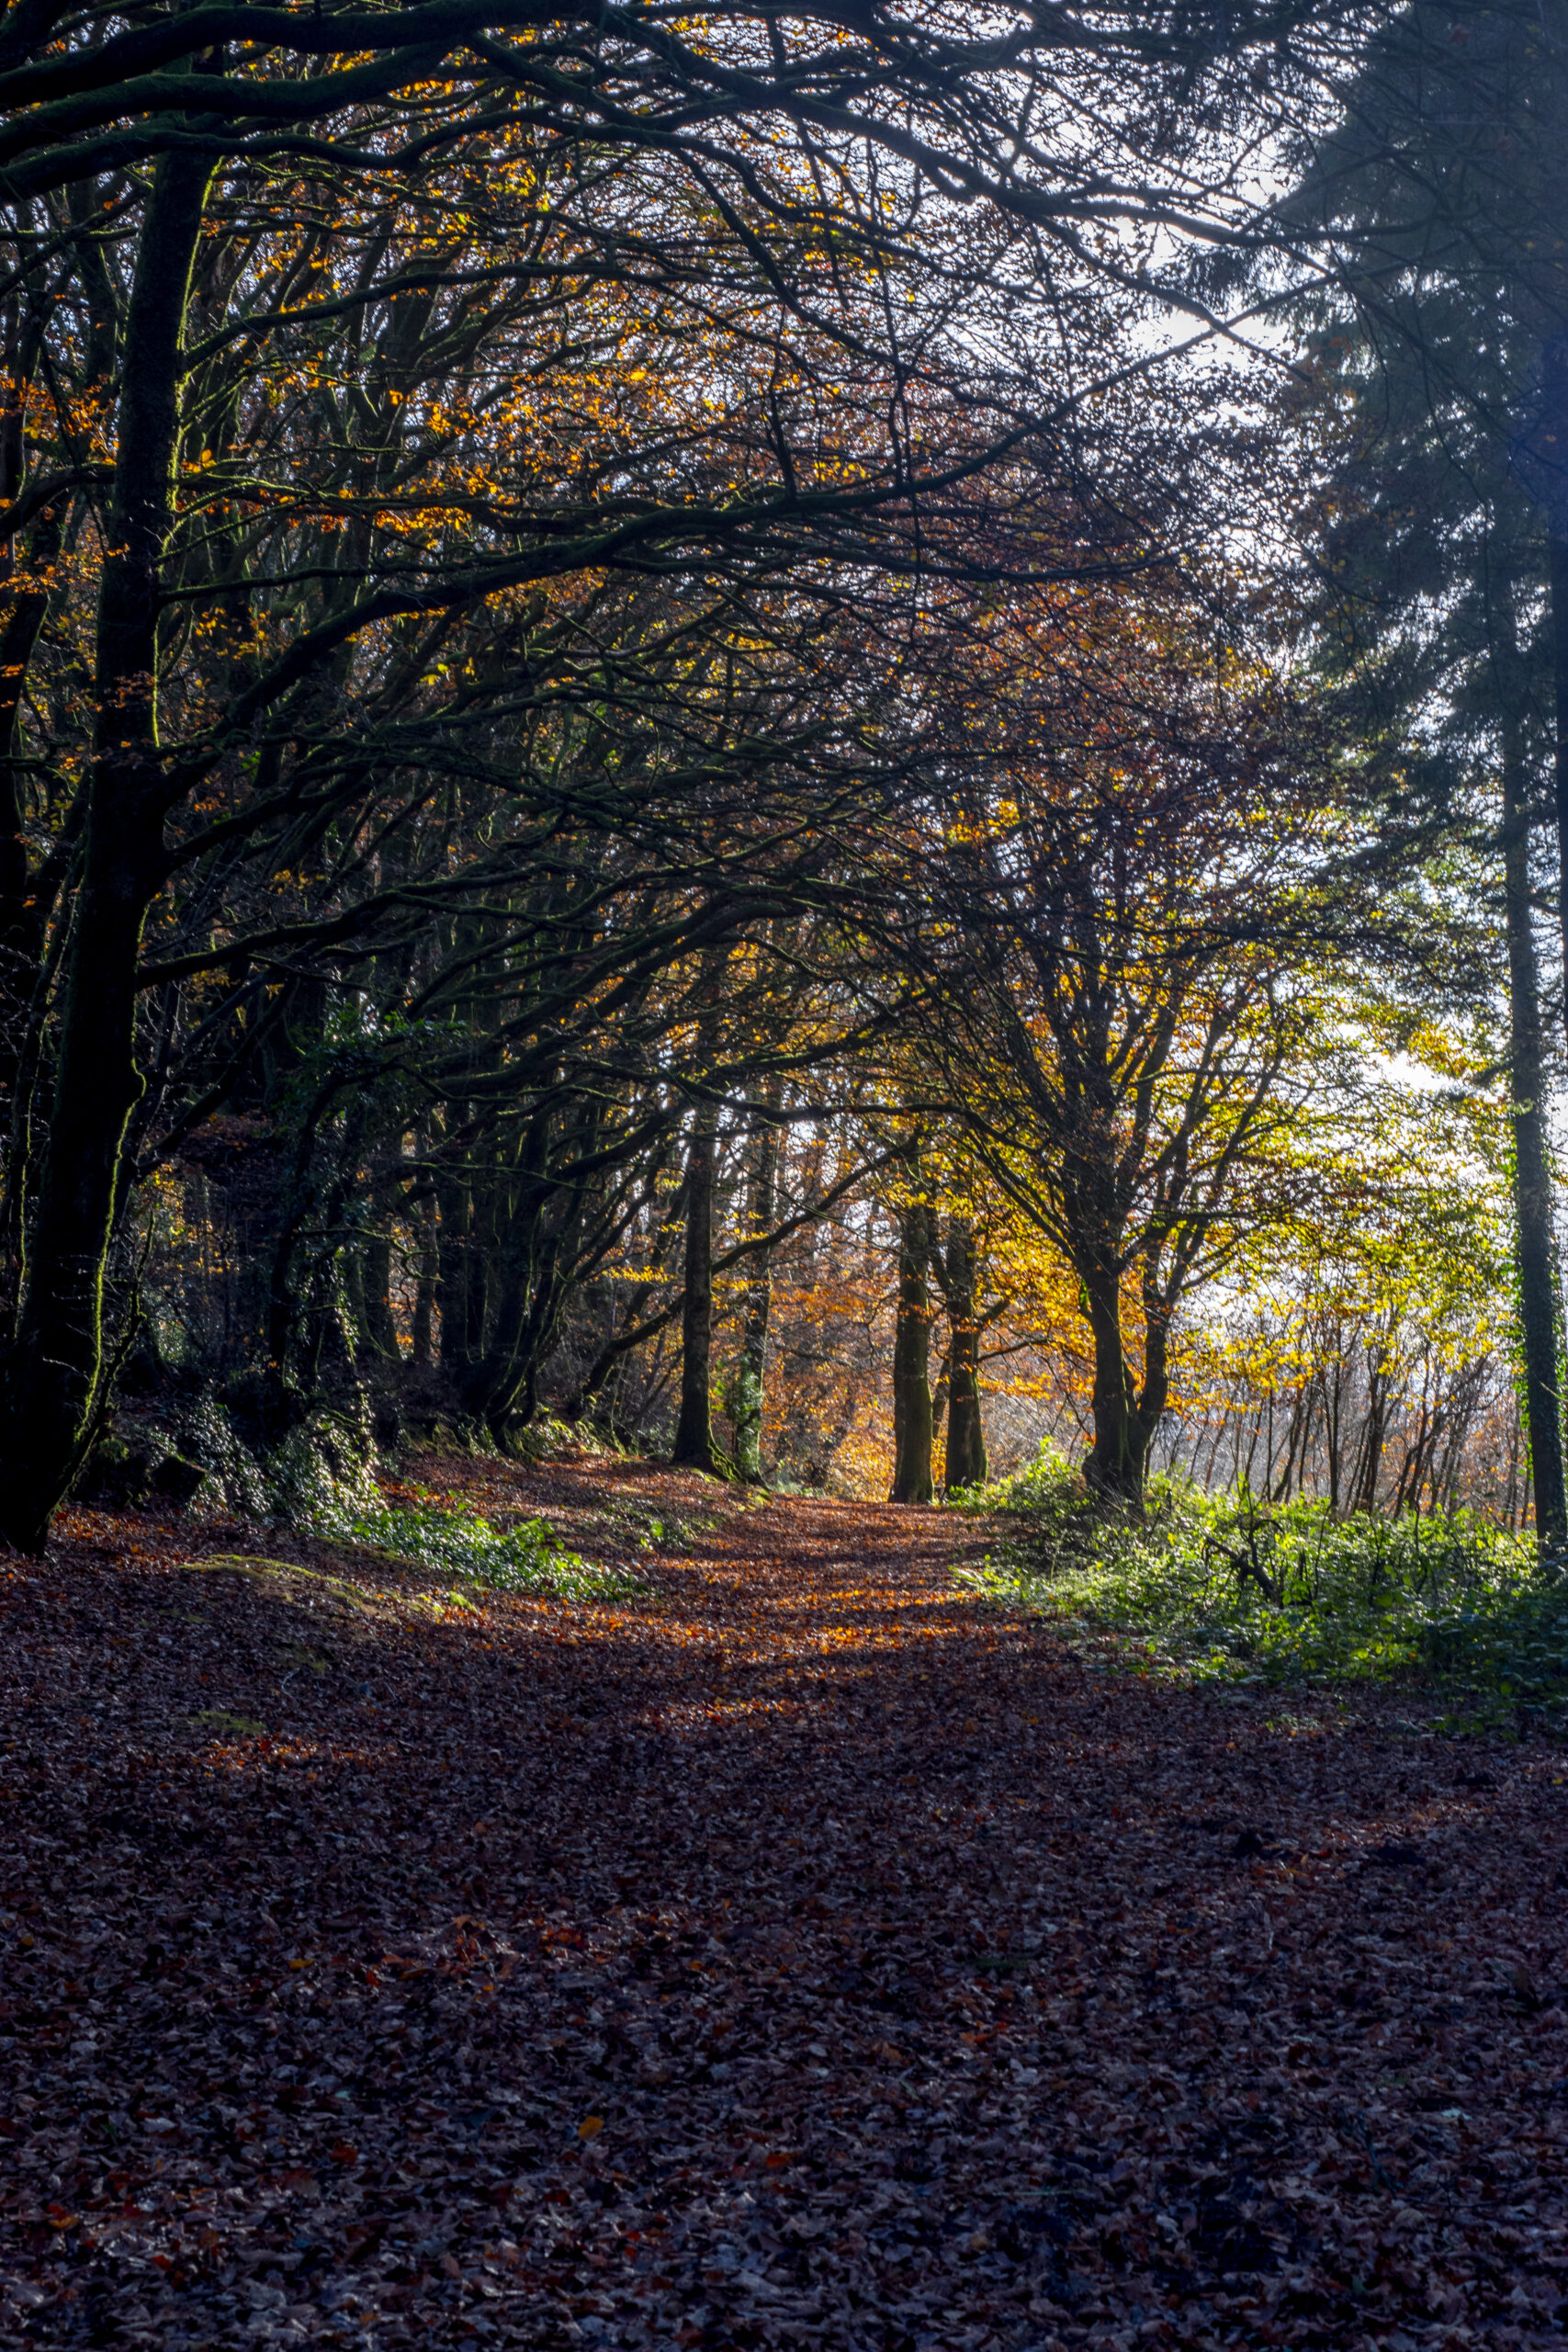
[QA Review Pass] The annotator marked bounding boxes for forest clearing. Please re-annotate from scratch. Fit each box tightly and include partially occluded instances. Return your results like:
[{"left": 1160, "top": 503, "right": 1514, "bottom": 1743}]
[{"left": 3, "top": 1446, "right": 1568, "bottom": 2351}]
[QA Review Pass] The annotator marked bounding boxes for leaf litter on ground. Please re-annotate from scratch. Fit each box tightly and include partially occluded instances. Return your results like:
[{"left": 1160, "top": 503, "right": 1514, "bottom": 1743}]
[{"left": 3, "top": 1453, "right": 1568, "bottom": 2349}]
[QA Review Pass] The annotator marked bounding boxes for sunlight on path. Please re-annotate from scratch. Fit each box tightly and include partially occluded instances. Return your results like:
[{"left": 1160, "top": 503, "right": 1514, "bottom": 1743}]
[{"left": 5, "top": 1491, "right": 1567, "bottom": 2348}]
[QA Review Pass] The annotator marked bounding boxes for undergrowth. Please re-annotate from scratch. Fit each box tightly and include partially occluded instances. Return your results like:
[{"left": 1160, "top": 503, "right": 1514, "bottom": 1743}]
[
  {"left": 960, "top": 1445, "right": 1567, "bottom": 1723},
  {"left": 354, "top": 1497, "right": 642, "bottom": 1603},
  {"left": 269, "top": 1431, "right": 640, "bottom": 1602}
]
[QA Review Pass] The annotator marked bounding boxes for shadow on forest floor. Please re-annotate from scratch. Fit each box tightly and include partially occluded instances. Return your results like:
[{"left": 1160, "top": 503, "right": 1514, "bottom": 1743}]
[{"left": 4, "top": 1452, "right": 1567, "bottom": 2348}]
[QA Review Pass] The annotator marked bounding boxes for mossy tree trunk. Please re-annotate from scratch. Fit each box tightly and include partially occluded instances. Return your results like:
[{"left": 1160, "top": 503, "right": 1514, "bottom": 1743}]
[{"left": 0, "top": 154, "right": 211, "bottom": 1552}]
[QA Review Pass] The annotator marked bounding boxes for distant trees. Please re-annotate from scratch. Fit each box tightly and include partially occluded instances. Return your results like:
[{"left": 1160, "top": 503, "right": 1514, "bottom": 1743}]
[{"left": 1156, "top": 1080, "right": 1523, "bottom": 1521}]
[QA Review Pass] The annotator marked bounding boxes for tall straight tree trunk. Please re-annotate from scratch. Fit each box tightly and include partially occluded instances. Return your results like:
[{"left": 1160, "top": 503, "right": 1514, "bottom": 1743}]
[
  {"left": 731, "top": 1102, "right": 779, "bottom": 1484},
  {"left": 890, "top": 1202, "right": 934, "bottom": 1504},
  {"left": 1502, "top": 719, "right": 1568, "bottom": 1548},
  {"left": 435, "top": 1167, "right": 477, "bottom": 1380},
  {"left": 0, "top": 506, "right": 59, "bottom": 1008},
  {"left": 411, "top": 1209, "right": 436, "bottom": 1369},
  {"left": 1325, "top": 1364, "right": 1344, "bottom": 1512},
  {"left": 0, "top": 153, "right": 211, "bottom": 1551},
  {"left": 671, "top": 1104, "right": 726, "bottom": 1474},
  {"left": 942, "top": 1216, "right": 987, "bottom": 1492},
  {"left": 1551, "top": 528, "right": 1568, "bottom": 1015}
]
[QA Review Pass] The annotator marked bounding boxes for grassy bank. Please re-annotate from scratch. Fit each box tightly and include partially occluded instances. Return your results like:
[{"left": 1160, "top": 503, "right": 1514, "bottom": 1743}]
[{"left": 960, "top": 1447, "right": 1568, "bottom": 1721}]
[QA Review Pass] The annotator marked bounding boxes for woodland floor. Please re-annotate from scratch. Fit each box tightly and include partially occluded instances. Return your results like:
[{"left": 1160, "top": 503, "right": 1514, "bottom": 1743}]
[{"left": 4, "top": 1455, "right": 1568, "bottom": 2351}]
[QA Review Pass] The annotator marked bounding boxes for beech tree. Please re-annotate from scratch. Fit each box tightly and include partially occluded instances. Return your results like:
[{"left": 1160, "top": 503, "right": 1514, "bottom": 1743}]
[{"left": 876, "top": 575, "right": 1339, "bottom": 1507}]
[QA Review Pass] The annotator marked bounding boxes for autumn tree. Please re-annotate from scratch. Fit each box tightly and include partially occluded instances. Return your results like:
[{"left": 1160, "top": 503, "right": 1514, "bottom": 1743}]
[{"left": 874, "top": 575, "right": 1342, "bottom": 1509}]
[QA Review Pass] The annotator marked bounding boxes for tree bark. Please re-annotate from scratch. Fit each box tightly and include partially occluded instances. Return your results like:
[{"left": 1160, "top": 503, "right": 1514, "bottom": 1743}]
[
  {"left": 671, "top": 1106, "right": 727, "bottom": 1473},
  {"left": 0, "top": 153, "right": 210, "bottom": 1550},
  {"left": 410, "top": 1190, "right": 436, "bottom": 1367},
  {"left": 730, "top": 1105, "right": 779, "bottom": 1484},
  {"left": 1081, "top": 1261, "right": 1166, "bottom": 1514},
  {"left": 457, "top": 1159, "right": 594, "bottom": 1440},
  {"left": 1502, "top": 719, "right": 1568, "bottom": 1548},
  {"left": 359, "top": 1232, "right": 400, "bottom": 1359},
  {"left": 435, "top": 1166, "right": 477, "bottom": 1381},
  {"left": 941, "top": 1216, "right": 987, "bottom": 1492},
  {"left": 890, "top": 1201, "right": 934, "bottom": 1504},
  {"left": 1551, "top": 527, "right": 1568, "bottom": 1021}
]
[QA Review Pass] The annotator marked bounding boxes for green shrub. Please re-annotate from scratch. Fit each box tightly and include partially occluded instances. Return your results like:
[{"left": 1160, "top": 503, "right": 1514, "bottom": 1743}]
[
  {"left": 277, "top": 1440, "right": 638, "bottom": 1602},
  {"left": 349, "top": 1496, "right": 642, "bottom": 1603},
  {"left": 960, "top": 1443, "right": 1565, "bottom": 1713}
]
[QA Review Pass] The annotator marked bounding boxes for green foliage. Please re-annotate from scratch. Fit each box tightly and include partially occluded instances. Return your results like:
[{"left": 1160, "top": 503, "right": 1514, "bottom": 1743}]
[
  {"left": 346, "top": 1497, "right": 641, "bottom": 1605},
  {"left": 962, "top": 1444, "right": 1566, "bottom": 1716},
  {"left": 608, "top": 1502, "right": 716, "bottom": 1555},
  {"left": 167, "top": 1394, "right": 638, "bottom": 1600},
  {"left": 260, "top": 1424, "right": 638, "bottom": 1601},
  {"left": 180, "top": 1395, "right": 275, "bottom": 1519}
]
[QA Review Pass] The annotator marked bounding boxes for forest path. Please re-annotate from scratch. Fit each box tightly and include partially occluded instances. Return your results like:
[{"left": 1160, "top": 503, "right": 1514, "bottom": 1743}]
[{"left": 4, "top": 1475, "right": 1568, "bottom": 2349}]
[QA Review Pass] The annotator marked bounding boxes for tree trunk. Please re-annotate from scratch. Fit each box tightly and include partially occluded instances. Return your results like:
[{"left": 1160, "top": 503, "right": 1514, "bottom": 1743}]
[
  {"left": 0, "top": 154, "right": 211, "bottom": 1551},
  {"left": 890, "top": 1202, "right": 934, "bottom": 1504},
  {"left": 1551, "top": 527, "right": 1568, "bottom": 1019},
  {"left": 435, "top": 1168, "right": 477, "bottom": 1380},
  {"left": 1271, "top": 1386, "right": 1306, "bottom": 1502},
  {"left": 1080, "top": 1256, "right": 1156, "bottom": 1506},
  {"left": 1502, "top": 719, "right": 1568, "bottom": 1547},
  {"left": 942, "top": 1216, "right": 987, "bottom": 1492},
  {"left": 0, "top": 506, "right": 59, "bottom": 1001},
  {"left": 671, "top": 1108, "right": 726, "bottom": 1473},
  {"left": 411, "top": 1201, "right": 436, "bottom": 1368},
  {"left": 359, "top": 1232, "right": 400, "bottom": 1358},
  {"left": 0, "top": 255, "right": 68, "bottom": 1039},
  {"left": 730, "top": 1107, "right": 778, "bottom": 1484},
  {"left": 459, "top": 1166, "right": 594, "bottom": 1442}
]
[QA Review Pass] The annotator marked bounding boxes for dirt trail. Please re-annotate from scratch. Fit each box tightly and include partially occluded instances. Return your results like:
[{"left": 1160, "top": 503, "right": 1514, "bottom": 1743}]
[{"left": 4, "top": 1476, "right": 1568, "bottom": 2349}]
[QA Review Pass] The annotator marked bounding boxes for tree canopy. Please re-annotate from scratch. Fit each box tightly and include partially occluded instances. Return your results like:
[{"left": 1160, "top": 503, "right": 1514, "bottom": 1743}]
[{"left": 0, "top": 0, "right": 1562, "bottom": 1547}]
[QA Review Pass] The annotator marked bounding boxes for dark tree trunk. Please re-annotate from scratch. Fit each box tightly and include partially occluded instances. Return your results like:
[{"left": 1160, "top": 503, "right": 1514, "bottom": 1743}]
[
  {"left": 731, "top": 1107, "right": 778, "bottom": 1484},
  {"left": 0, "top": 260, "right": 62, "bottom": 1010},
  {"left": 671, "top": 1111, "right": 726, "bottom": 1473},
  {"left": 1551, "top": 528, "right": 1568, "bottom": 1018},
  {"left": 1503, "top": 719, "right": 1568, "bottom": 1548},
  {"left": 0, "top": 508, "right": 58, "bottom": 988},
  {"left": 435, "top": 1168, "right": 477, "bottom": 1378},
  {"left": 360, "top": 1232, "right": 400, "bottom": 1358},
  {"left": 890, "top": 1202, "right": 934, "bottom": 1504},
  {"left": 411, "top": 1196, "right": 436, "bottom": 1368},
  {"left": 942, "top": 1216, "right": 987, "bottom": 1492},
  {"left": 1080, "top": 1255, "right": 1163, "bottom": 1508},
  {"left": 0, "top": 154, "right": 211, "bottom": 1551},
  {"left": 1325, "top": 1365, "right": 1344, "bottom": 1512}
]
